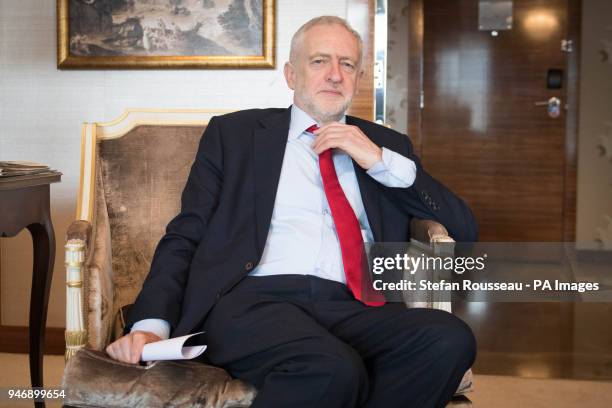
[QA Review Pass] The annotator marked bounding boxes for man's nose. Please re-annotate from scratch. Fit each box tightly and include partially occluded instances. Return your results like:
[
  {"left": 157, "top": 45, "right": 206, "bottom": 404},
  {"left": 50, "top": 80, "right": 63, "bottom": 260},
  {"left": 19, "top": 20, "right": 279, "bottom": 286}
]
[{"left": 327, "top": 60, "right": 342, "bottom": 83}]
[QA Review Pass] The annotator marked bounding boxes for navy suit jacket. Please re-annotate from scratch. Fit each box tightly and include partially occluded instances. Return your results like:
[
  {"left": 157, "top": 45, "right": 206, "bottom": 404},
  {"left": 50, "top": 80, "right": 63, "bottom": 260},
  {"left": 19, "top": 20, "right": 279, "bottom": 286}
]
[{"left": 126, "top": 107, "right": 478, "bottom": 337}]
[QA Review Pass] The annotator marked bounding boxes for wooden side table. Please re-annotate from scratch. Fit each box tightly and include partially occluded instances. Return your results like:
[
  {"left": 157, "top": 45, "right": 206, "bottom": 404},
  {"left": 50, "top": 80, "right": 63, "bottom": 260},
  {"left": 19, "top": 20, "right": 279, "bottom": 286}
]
[{"left": 0, "top": 172, "right": 61, "bottom": 408}]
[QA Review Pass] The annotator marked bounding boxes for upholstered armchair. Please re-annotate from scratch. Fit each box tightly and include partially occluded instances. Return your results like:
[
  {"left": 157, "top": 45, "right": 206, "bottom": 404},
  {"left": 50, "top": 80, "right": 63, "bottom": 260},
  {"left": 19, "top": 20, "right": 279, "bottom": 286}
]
[{"left": 61, "top": 109, "right": 473, "bottom": 407}]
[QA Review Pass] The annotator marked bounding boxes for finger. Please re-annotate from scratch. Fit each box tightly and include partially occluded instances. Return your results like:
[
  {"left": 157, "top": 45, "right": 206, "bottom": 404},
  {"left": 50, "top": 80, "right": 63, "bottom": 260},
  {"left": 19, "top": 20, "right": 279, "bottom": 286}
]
[
  {"left": 319, "top": 128, "right": 372, "bottom": 154},
  {"left": 107, "top": 338, "right": 126, "bottom": 362},
  {"left": 312, "top": 129, "right": 350, "bottom": 151},
  {"left": 314, "top": 125, "right": 349, "bottom": 138},
  {"left": 110, "top": 339, "right": 127, "bottom": 362},
  {"left": 315, "top": 126, "right": 364, "bottom": 142},
  {"left": 130, "top": 334, "right": 147, "bottom": 364},
  {"left": 105, "top": 342, "right": 117, "bottom": 360},
  {"left": 117, "top": 334, "right": 134, "bottom": 363},
  {"left": 314, "top": 137, "right": 346, "bottom": 154},
  {"left": 312, "top": 132, "right": 341, "bottom": 150},
  {"left": 315, "top": 123, "right": 364, "bottom": 138},
  {"left": 314, "top": 140, "right": 335, "bottom": 154}
]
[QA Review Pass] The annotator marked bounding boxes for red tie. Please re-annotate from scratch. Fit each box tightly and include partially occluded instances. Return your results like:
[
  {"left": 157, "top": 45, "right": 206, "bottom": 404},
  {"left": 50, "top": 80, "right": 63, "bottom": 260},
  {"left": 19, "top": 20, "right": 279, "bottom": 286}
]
[{"left": 307, "top": 125, "right": 385, "bottom": 306}]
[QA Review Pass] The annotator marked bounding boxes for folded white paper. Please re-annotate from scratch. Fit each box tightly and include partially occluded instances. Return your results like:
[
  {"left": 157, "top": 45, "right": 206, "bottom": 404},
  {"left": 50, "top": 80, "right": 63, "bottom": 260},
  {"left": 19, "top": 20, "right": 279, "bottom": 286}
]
[{"left": 141, "top": 332, "right": 207, "bottom": 362}]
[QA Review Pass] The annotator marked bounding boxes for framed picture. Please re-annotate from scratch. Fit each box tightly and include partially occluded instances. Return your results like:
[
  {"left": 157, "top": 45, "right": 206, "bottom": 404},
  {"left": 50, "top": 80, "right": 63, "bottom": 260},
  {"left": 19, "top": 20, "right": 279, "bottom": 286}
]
[{"left": 57, "top": 0, "right": 275, "bottom": 69}]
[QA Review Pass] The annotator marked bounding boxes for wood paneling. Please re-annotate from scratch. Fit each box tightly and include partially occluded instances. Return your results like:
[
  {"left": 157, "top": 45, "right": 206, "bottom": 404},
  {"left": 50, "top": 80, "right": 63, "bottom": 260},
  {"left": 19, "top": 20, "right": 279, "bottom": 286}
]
[
  {"left": 0, "top": 325, "right": 64, "bottom": 355},
  {"left": 347, "top": 0, "right": 375, "bottom": 121},
  {"left": 421, "top": 0, "right": 575, "bottom": 242}
]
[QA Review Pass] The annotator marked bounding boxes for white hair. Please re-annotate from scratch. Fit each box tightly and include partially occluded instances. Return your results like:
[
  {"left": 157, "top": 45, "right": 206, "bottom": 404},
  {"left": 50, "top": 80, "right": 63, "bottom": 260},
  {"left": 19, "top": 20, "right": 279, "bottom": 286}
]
[{"left": 289, "top": 16, "right": 363, "bottom": 67}]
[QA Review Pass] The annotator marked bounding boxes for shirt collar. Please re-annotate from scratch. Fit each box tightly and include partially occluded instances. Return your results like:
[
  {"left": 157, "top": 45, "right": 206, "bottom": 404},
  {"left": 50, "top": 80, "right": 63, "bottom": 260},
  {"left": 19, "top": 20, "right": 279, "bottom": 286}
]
[{"left": 288, "top": 104, "right": 346, "bottom": 141}]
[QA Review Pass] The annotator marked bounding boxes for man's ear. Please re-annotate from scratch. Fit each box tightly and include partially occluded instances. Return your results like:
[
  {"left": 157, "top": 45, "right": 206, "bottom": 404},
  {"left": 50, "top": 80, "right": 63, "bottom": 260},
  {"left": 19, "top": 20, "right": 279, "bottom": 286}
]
[{"left": 284, "top": 62, "right": 296, "bottom": 90}]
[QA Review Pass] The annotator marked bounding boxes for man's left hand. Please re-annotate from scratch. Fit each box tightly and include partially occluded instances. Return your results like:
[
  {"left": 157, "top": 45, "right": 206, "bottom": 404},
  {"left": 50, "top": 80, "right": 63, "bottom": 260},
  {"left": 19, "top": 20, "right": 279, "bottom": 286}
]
[{"left": 312, "top": 123, "right": 382, "bottom": 170}]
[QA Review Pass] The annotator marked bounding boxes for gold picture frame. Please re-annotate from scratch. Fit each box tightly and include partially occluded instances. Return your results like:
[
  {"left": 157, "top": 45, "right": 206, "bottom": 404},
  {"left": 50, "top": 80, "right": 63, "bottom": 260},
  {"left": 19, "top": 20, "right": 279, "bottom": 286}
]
[{"left": 57, "top": 0, "right": 275, "bottom": 69}]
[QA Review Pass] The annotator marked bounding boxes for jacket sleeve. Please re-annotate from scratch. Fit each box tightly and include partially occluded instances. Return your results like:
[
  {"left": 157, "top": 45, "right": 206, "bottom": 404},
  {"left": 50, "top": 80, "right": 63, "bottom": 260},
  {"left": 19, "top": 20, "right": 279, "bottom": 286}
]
[
  {"left": 383, "top": 134, "right": 479, "bottom": 243},
  {"left": 125, "top": 116, "right": 224, "bottom": 331}
]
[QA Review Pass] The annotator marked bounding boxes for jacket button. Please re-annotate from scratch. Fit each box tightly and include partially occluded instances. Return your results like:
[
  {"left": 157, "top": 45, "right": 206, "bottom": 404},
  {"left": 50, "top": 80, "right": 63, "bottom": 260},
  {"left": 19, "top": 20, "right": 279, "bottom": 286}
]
[
  {"left": 245, "top": 262, "right": 254, "bottom": 271},
  {"left": 215, "top": 292, "right": 221, "bottom": 300}
]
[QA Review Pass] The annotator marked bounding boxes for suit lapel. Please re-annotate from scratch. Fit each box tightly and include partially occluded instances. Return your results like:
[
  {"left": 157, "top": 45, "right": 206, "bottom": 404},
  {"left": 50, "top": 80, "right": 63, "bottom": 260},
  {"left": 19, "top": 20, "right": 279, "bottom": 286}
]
[
  {"left": 253, "top": 108, "right": 292, "bottom": 253},
  {"left": 346, "top": 116, "right": 383, "bottom": 241}
]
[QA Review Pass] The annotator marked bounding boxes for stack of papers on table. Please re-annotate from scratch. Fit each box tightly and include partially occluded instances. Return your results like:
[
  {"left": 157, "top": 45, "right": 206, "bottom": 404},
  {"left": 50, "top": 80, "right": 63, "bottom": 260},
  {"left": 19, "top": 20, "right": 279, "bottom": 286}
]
[{"left": 0, "top": 161, "right": 52, "bottom": 177}]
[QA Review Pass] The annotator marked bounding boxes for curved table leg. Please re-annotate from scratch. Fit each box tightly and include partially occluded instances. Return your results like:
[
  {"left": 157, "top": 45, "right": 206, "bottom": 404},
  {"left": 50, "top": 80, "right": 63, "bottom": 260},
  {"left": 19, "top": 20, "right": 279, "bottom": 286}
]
[{"left": 27, "top": 218, "right": 55, "bottom": 408}]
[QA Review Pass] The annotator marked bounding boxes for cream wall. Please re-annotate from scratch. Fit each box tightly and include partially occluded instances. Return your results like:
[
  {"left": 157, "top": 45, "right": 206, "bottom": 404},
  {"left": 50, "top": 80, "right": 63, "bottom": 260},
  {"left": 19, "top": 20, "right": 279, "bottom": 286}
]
[
  {"left": 576, "top": 0, "right": 612, "bottom": 250},
  {"left": 0, "top": 0, "right": 348, "bottom": 328}
]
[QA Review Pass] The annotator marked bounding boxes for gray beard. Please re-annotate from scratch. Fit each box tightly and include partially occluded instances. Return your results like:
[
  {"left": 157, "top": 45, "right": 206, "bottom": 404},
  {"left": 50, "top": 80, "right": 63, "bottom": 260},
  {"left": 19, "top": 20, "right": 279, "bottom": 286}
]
[
  {"left": 314, "top": 110, "right": 345, "bottom": 124},
  {"left": 297, "top": 95, "right": 352, "bottom": 125}
]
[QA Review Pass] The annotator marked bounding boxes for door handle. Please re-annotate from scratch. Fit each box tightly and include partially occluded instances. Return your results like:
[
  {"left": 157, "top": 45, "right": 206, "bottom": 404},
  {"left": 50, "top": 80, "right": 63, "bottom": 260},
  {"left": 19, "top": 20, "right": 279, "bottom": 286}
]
[{"left": 534, "top": 97, "right": 562, "bottom": 118}]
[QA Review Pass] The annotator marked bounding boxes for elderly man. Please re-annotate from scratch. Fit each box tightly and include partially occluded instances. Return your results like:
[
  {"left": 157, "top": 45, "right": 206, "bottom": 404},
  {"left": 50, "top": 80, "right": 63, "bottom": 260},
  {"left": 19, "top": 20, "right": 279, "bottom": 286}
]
[{"left": 107, "top": 16, "right": 478, "bottom": 408}]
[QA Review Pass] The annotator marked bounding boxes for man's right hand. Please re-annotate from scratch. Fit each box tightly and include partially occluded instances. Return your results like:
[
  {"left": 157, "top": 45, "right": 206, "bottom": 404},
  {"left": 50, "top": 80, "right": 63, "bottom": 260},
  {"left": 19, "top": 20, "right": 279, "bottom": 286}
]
[{"left": 105, "top": 331, "right": 161, "bottom": 364}]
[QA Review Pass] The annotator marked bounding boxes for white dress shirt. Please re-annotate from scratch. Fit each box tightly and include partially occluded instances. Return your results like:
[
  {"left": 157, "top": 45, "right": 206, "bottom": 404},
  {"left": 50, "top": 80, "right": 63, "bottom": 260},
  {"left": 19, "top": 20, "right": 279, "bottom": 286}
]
[{"left": 132, "top": 105, "right": 416, "bottom": 339}]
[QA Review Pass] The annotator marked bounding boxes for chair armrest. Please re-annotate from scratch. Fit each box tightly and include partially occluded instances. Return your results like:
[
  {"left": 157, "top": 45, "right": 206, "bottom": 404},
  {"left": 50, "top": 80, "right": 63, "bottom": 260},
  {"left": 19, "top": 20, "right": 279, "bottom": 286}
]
[
  {"left": 410, "top": 218, "right": 455, "bottom": 258},
  {"left": 406, "top": 218, "right": 455, "bottom": 312},
  {"left": 65, "top": 220, "right": 92, "bottom": 361},
  {"left": 410, "top": 218, "right": 453, "bottom": 244},
  {"left": 67, "top": 219, "right": 92, "bottom": 242},
  {"left": 408, "top": 220, "right": 474, "bottom": 396}
]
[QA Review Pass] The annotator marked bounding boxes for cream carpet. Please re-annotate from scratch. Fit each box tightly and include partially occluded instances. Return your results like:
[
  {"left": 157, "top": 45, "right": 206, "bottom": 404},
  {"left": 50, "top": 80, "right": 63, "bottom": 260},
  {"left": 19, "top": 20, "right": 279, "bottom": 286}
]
[{"left": 0, "top": 353, "right": 611, "bottom": 407}]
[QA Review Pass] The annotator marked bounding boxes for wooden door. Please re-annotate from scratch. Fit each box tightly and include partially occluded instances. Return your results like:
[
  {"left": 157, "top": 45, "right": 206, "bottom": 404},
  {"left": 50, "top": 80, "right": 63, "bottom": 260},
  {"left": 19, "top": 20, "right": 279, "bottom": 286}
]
[{"left": 420, "top": 0, "right": 578, "bottom": 242}]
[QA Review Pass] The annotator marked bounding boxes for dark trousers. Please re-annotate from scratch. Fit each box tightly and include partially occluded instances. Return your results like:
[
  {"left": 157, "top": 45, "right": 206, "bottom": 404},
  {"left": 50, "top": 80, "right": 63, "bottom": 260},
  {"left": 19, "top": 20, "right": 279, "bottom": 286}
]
[{"left": 203, "top": 275, "right": 476, "bottom": 408}]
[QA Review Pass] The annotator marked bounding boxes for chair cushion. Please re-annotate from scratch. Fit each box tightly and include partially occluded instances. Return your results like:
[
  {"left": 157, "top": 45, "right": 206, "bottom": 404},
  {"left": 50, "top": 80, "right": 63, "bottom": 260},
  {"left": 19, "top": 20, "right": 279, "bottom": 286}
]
[
  {"left": 62, "top": 349, "right": 256, "bottom": 408},
  {"left": 63, "top": 348, "right": 472, "bottom": 407}
]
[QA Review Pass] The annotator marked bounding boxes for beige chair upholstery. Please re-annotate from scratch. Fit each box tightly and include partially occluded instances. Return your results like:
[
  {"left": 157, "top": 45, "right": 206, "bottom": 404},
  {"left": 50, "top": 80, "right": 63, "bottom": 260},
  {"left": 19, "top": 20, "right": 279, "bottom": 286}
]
[{"left": 62, "top": 109, "right": 473, "bottom": 407}]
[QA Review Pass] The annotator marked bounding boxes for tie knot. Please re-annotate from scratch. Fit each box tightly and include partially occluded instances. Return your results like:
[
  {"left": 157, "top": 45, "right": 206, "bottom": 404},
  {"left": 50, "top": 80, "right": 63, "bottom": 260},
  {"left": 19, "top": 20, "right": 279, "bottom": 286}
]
[{"left": 306, "top": 124, "right": 319, "bottom": 134}]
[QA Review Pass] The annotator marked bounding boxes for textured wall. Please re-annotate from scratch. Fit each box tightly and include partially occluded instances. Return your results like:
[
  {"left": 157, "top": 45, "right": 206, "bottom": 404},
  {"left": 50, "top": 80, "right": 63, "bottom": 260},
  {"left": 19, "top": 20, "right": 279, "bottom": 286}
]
[
  {"left": 576, "top": 0, "right": 612, "bottom": 250},
  {"left": 0, "top": 0, "right": 348, "bottom": 328}
]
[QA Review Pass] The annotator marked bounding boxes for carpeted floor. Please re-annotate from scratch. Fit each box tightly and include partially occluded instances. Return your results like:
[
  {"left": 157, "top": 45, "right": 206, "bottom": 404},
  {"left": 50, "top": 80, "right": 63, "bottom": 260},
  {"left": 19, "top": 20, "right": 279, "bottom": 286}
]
[
  {"left": 0, "top": 353, "right": 611, "bottom": 407},
  {"left": 0, "top": 353, "right": 65, "bottom": 407}
]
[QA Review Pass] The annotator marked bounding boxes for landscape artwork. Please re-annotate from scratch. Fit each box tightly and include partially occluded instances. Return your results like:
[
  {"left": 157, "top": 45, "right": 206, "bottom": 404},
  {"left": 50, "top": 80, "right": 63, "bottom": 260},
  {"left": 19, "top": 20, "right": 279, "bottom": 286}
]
[{"left": 57, "top": 0, "right": 275, "bottom": 68}]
